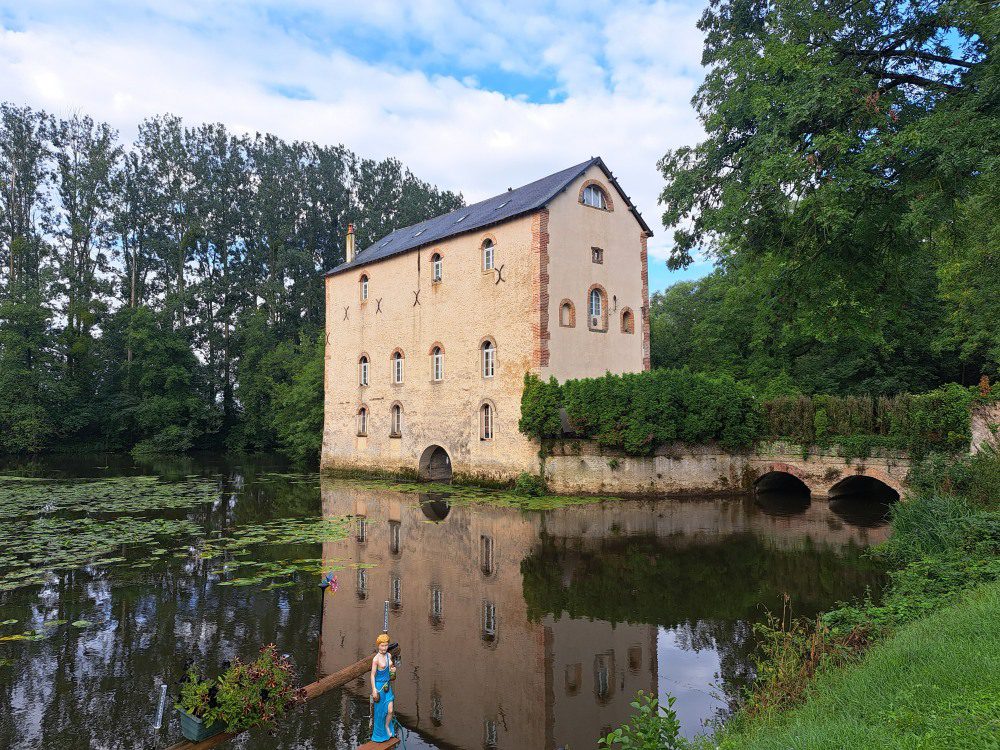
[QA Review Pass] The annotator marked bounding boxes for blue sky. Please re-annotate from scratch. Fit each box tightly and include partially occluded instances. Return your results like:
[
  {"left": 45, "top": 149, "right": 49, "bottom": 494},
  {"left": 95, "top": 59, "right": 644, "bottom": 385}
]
[{"left": 0, "top": 0, "right": 713, "bottom": 291}]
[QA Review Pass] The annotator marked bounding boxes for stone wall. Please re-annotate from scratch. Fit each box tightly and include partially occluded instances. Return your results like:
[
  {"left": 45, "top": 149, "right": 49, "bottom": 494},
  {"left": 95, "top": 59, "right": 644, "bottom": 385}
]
[
  {"left": 971, "top": 401, "right": 1000, "bottom": 454},
  {"left": 544, "top": 440, "right": 911, "bottom": 498}
]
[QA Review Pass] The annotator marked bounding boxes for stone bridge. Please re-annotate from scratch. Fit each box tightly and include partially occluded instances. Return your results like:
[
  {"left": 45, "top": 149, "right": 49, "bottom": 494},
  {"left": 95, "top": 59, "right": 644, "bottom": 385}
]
[{"left": 544, "top": 440, "right": 912, "bottom": 499}]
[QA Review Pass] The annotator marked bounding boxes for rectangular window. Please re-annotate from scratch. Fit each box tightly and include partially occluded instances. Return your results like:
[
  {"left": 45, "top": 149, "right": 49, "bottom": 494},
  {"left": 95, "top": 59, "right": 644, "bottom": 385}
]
[
  {"left": 482, "top": 601, "right": 496, "bottom": 640},
  {"left": 481, "top": 405, "right": 493, "bottom": 441},
  {"left": 480, "top": 535, "right": 495, "bottom": 576},
  {"left": 483, "top": 244, "right": 494, "bottom": 271},
  {"left": 431, "top": 692, "right": 443, "bottom": 725},
  {"left": 432, "top": 258, "right": 442, "bottom": 281},
  {"left": 361, "top": 278, "right": 368, "bottom": 300},
  {"left": 391, "top": 576, "right": 402, "bottom": 608},
  {"left": 360, "top": 360, "right": 369, "bottom": 386},
  {"left": 433, "top": 351, "right": 443, "bottom": 381},
  {"left": 357, "top": 410, "right": 367, "bottom": 436},
  {"left": 356, "top": 518, "right": 367, "bottom": 543},
  {"left": 484, "top": 719, "right": 498, "bottom": 747},
  {"left": 393, "top": 357, "right": 403, "bottom": 384},
  {"left": 356, "top": 568, "right": 368, "bottom": 599},
  {"left": 389, "top": 521, "right": 401, "bottom": 555},
  {"left": 592, "top": 247, "right": 604, "bottom": 264},
  {"left": 482, "top": 346, "right": 494, "bottom": 378},
  {"left": 431, "top": 586, "right": 443, "bottom": 620}
]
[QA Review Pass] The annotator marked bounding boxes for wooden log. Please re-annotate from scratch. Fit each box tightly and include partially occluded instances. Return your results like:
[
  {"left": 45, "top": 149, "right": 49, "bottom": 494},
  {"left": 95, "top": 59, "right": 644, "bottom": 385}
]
[{"left": 164, "top": 645, "right": 399, "bottom": 750}]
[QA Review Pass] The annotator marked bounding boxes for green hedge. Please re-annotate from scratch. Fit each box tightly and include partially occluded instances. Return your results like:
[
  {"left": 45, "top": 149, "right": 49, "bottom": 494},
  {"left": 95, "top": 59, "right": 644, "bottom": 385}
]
[
  {"left": 520, "top": 371, "right": 976, "bottom": 458},
  {"left": 762, "top": 383, "right": 975, "bottom": 456},
  {"left": 520, "top": 369, "right": 761, "bottom": 453}
]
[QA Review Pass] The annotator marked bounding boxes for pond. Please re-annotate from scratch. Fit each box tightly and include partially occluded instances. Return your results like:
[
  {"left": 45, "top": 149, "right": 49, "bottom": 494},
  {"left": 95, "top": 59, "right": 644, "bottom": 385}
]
[{"left": 0, "top": 454, "right": 891, "bottom": 749}]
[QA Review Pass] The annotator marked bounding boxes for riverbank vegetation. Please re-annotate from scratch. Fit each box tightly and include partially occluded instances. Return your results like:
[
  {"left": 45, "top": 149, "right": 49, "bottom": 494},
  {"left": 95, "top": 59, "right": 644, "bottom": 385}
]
[{"left": 0, "top": 105, "right": 462, "bottom": 462}]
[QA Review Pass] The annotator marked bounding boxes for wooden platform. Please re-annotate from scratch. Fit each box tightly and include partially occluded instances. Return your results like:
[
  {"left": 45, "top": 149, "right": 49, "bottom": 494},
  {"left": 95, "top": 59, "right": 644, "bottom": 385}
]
[{"left": 358, "top": 739, "right": 401, "bottom": 750}]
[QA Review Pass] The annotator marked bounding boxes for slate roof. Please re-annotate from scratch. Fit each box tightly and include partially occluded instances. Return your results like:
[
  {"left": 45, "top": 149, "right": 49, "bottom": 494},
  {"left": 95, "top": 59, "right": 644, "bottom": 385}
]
[{"left": 325, "top": 156, "right": 652, "bottom": 276}]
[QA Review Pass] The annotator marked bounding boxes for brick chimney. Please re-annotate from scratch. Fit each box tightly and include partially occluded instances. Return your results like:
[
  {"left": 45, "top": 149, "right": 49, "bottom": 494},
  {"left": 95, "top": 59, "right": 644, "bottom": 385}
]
[{"left": 346, "top": 223, "right": 356, "bottom": 263}]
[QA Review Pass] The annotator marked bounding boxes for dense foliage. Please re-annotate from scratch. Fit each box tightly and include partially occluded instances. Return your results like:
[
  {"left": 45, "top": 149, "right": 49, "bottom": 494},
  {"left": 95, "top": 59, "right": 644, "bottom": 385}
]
[
  {"left": 761, "top": 384, "right": 976, "bottom": 456},
  {"left": 519, "top": 371, "right": 977, "bottom": 457},
  {"left": 0, "top": 103, "right": 462, "bottom": 461},
  {"left": 653, "top": 0, "right": 998, "bottom": 395}
]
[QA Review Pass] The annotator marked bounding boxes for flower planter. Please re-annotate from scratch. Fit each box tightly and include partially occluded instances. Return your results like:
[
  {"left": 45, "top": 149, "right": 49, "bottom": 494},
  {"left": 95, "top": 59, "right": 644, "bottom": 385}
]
[{"left": 178, "top": 708, "right": 226, "bottom": 742}]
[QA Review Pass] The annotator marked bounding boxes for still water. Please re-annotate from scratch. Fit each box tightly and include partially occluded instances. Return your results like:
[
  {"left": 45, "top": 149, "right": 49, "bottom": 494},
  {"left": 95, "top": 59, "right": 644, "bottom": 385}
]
[{"left": 0, "top": 454, "right": 890, "bottom": 749}]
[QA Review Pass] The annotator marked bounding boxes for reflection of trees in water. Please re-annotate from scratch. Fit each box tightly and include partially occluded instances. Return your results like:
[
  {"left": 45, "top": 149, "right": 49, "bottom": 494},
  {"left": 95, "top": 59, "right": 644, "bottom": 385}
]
[
  {"left": 521, "top": 533, "right": 885, "bottom": 717},
  {"left": 0, "top": 461, "right": 368, "bottom": 750}
]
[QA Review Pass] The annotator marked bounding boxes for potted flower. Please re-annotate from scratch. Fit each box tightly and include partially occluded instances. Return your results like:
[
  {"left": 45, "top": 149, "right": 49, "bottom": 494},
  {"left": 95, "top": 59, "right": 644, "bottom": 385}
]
[
  {"left": 176, "top": 645, "right": 303, "bottom": 741},
  {"left": 175, "top": 668, "right": 226, "bottom": 741}
]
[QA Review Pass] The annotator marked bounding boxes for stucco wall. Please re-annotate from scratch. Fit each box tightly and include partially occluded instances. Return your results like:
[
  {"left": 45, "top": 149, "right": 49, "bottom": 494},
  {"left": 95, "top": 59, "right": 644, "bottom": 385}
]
[
  {"left": 322, "top": 214, "right": 539, "bottom": 480},
  {"left": 544, "top": 164, "right": 648, "bottom": 381}
]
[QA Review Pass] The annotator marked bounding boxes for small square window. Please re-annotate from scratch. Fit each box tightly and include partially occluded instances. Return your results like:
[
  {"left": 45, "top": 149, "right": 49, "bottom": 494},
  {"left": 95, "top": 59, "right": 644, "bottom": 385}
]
[{"left": 592, "top": 247, "right": 604, "bottom": 264}]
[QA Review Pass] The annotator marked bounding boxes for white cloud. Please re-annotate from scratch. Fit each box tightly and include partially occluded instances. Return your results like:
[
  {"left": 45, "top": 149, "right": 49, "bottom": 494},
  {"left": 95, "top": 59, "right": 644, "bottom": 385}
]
[{"left": 0, "top": 0, "right": 708, "bottom": 281}]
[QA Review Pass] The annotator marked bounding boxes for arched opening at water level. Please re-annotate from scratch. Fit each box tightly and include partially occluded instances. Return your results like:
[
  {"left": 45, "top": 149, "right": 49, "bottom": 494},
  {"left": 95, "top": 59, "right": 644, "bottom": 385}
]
[
  {"left": 419, "top": 493, "right": 452, "bottom": 523},
  {"left": 828, "top": 475, "right": 899, "bottom": 527},
  {"left": 753, "top": 471, "right": 811, "bottom": 515},
  {"left": 418, "top": 445, "right": 453, "bottom": 482}
]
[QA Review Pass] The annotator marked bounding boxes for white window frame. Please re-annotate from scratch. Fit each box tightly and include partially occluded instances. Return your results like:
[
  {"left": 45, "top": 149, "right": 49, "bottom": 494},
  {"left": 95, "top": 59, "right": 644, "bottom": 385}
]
[
  {"left": 482, "top": 341, "right": 495, "bottom": 378},
  {"left": 482, "top": 600, "right": 497, "bottom": 639},
  {"left": 360, "top": 275, "right": 369, "bottom": 301},
  {"left": 357, "top": 407, "right": 367, "bottom": 436},
  {"left": 432, "top": 253, "right": 443, "bottom": 282},
  {"left": 481, "top": 403, "right": 494, "bottom": 441},
  {"left": 432, "top": 347, "right": 444, "bottom": 381},
  {"left": 482, "top": 240, "right": 494, "bottom": 271},
  {"left": 393, "top": 352, "right": 404, "bottom": 384},
  {"left": 359, "top": 356, "right": 369, "bottom": 386},
  {"left": 590, "top": 289, "right": 603, "bottom": 318},
  {"left": 391, "top": 404, "right": 402, "bottom": 436},
  {"left": 583, "top": 185, "right": 607, "bottom": 209}
]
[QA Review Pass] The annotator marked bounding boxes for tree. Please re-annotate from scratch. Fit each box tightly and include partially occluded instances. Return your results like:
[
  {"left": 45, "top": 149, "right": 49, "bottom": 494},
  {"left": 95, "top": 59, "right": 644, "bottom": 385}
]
[{"left": 657, "top": 0, "right": 996, "bottom": 388}]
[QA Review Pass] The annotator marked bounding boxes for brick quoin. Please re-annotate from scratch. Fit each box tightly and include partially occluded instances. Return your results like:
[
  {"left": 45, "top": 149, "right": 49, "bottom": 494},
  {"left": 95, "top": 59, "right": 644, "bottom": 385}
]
[
  {"left": 640, "top": 232, "right": 651, "bottom": 371},
  {"left": 531, "top": 209, "right": 551, "bottom": 368}
]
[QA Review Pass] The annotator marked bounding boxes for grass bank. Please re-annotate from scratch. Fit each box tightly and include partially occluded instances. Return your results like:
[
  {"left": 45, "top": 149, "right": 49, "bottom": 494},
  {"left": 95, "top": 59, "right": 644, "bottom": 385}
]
[{"left": 714, "top": 580, "right": 1000, "bottom": 749}]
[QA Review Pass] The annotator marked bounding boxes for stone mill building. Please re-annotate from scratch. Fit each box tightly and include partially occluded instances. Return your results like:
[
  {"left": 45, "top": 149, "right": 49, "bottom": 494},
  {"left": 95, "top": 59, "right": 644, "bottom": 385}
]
[{"left": 321, "top": 157, "right": 652, "bottom": 481}]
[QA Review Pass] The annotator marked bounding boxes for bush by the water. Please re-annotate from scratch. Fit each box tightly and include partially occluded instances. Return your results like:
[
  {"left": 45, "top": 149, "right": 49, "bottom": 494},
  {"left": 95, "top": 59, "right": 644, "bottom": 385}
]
[
  {"left": 513, "top": 471, "right": 546, "bottom": 497},
  {"left": 520, "top": 369, "right": 761, "bottom": 453}
]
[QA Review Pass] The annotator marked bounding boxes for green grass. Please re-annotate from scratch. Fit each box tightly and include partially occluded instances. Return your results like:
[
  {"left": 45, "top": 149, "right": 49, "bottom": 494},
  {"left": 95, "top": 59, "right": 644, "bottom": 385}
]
[{"left": 716, "top": 581, "right": 1000, "bottom": 750}]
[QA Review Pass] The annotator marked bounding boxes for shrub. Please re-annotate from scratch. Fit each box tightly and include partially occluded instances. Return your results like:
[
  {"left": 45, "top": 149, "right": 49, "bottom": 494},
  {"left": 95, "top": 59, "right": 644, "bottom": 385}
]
[
  {"left": 518, "top": 374, "right": 562, "bottom": 439},
  {"left": 598, "top": 691, "right": 684, "bottom": 750},
  {"left": 513, "top": 471, "right": 546, "bottom": 497}
]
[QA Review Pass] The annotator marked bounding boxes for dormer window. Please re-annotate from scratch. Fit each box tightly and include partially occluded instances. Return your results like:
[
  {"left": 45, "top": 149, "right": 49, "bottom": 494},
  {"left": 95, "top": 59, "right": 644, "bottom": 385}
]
[
  {"left": 431, "top": 253, "right": 443, "bottom": 282},
  {"left": 360, "top": 274, "right": 369, "bottom": 301},
  {"left": 582, "top": 184, "right": 608, "bottom": 210}
]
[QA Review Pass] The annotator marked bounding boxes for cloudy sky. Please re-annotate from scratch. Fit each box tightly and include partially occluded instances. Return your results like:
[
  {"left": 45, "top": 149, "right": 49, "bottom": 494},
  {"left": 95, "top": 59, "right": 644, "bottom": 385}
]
[{"left": 0, "top": 0, "right": 713, "bottom": 291}]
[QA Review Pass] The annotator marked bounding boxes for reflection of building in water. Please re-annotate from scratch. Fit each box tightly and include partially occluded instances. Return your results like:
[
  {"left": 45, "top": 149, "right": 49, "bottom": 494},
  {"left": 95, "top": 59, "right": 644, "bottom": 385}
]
[{"left": 318, "top": 485, "right": 657, "bottom": 750}]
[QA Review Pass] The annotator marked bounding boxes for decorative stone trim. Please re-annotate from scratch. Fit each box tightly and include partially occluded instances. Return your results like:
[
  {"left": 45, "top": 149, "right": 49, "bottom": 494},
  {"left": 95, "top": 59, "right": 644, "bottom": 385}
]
[
  {"left": 639, "top": 232, "right": 651, "bottom": 370},
  {"left": 620, "top": 307, "right": 635, "bottom": 334},
  {"left": 586, "top": 283, "right": 610, "bottom": 332},
  {"left": 578, "top": 179, "right": 615, "bottom": 211},
  {"left": 558, "top": 299, "right": 576, "bottom": 328},
  {"left": 427, "top": 341, "right": 446, "bottom": 355},
  {"left": 531, "top": 209, "right": 551, "bottom": 368}
]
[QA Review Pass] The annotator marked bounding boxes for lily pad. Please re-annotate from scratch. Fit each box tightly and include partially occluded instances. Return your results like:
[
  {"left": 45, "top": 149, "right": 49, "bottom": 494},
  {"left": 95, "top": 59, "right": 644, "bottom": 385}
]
[{"left": 71, "top": 620, "right": 93, "bottom": 628}]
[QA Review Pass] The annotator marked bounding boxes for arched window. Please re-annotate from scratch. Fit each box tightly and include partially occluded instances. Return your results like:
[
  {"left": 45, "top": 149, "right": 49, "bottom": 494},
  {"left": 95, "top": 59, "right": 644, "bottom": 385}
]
[
  {"left": 431, "top": 252, "right": 443, "bottom": 282},
  {"left": 582, "top": 184, "right": 608, "bottom": 209},
  {"left": 481, "top": 402, "right": 494, "bottom": 441},
  {"left": 359, "top": 355, "right": 369, "bottom": 386},
  {"left": 357, "top": 407, "right": 368, "bottom": 436},
  {"left": 481, "top": 340, "right": 495, "bottom": 378},
  {"left": 390, "top": 404, "right": 403, "bottom": 436},
  {"left": 392, "top": 350, "right": 404, "bottom": 384},
  {"left": 431, "top": 346, "right": 444, "bottom": 381},
  {"left": 588, "top": 286, "right": 607, "bottom": 331},
  {"left": 559, "top": 300, "right": 575, "bottom": 328},
  {"left": 360, "top": 274, "right": 369, "bottom": 301},
  {"left": 482, "top": 239, "right": 494, "bottom": 271},
  {"left": 621, "top": 308, "right": 634, "bottom": 334}
]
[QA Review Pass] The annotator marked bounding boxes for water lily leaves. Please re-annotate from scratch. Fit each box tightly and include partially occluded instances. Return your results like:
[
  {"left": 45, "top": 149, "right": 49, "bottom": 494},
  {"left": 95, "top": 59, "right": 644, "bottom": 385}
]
[
  {"left": 71, "top": 620, "right": 93, "bottom": 629},
  {"left": 0, "top": 619, "right": 18, "bottom": 626}
]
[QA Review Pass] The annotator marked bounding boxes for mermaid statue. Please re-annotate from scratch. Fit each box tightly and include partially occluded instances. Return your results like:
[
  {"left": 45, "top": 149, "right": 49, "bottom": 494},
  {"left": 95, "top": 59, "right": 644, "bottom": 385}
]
[{"left": 369, "top": 633, "right": 396, "bottom": 742}]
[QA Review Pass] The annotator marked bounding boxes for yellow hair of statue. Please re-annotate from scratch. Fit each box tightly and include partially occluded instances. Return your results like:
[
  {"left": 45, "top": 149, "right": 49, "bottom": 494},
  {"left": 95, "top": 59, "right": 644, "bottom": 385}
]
[{"left": 376, "top": 633, "right": 390, "bottom": 646}]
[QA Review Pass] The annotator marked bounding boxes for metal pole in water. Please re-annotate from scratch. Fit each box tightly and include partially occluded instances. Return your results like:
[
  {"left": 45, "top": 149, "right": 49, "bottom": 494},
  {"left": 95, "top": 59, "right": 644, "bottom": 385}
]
[
  {"left": 383, "top": 600, "right": 389, "bottom": 633},
  {"left": 153, "top": 682, "right": 168, "bottom": 729}
]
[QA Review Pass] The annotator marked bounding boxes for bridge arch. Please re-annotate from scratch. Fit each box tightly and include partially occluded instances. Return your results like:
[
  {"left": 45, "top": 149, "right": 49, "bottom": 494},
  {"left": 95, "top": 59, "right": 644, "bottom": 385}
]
[
  {"left": 828, "top": 473, "right": 901, "bottom": 503},
  {"left": 754, "top": 463, "right": 812, "bottom": 495},
  {"left": 419, "top": 444, "right": 453, "bottom": 482}
]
